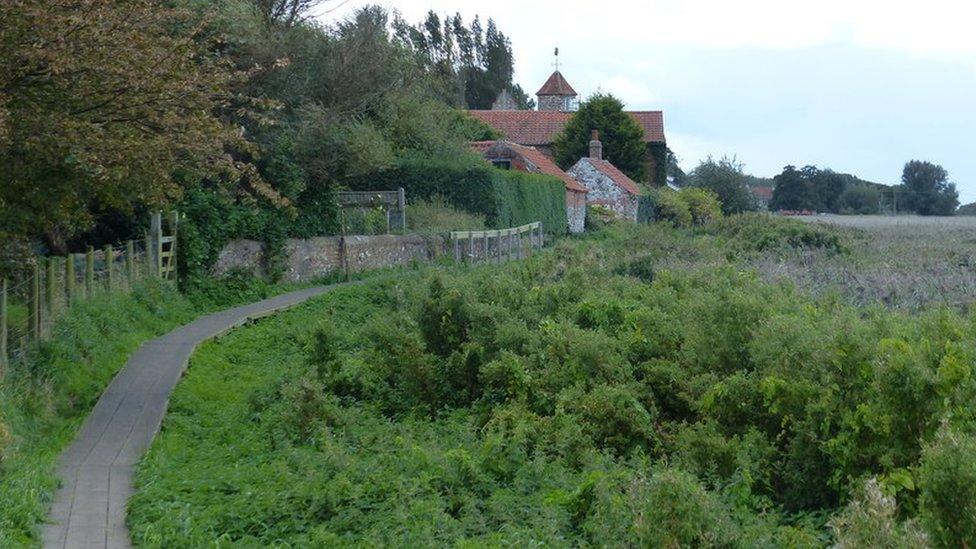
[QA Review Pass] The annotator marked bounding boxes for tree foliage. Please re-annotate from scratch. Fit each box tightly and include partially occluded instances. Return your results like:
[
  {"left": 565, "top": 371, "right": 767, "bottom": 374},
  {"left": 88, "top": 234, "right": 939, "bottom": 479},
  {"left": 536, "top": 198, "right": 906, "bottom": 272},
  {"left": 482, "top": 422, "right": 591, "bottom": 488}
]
[
  {"left": 553, "top": 93, "right": 646, "bottom": 181},
  {"left": 392, "top": 11, "right": 532, "bottom": 109},
  {"left": 901, "top": 160, "right": 959, "bottom": 216},
  {"left": 0, "top": 0, "right": 258, "bottom": 253},
  {"left": 688, "top": 156, "right": 756, "bottom": 214}
]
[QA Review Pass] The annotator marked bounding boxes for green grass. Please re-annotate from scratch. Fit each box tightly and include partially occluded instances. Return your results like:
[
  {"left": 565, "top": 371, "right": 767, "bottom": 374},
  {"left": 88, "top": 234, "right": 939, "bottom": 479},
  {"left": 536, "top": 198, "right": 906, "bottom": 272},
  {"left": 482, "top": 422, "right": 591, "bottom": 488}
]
[
  {"left": 0, "top": 269, "right": 338, "bottom": 546},
  {"left": 0, "top": 280, "right": 198, "bottom": 546}
]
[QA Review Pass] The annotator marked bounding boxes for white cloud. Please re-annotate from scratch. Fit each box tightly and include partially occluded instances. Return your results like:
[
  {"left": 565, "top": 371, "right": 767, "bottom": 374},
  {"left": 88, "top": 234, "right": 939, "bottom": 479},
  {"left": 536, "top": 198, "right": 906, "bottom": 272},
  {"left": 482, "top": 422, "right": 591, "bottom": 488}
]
[{"left": 320, "top": 0, "right": 976, "bottom": 56}]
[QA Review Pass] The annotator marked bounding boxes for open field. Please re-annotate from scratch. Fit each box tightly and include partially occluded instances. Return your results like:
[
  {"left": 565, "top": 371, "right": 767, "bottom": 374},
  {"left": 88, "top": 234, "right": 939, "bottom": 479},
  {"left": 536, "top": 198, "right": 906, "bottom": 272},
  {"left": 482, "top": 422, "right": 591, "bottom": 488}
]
[
  {"left": 748, "top": 215, "right": 976, "bottom": 310},
  {"left": 796, "top": 214, "right": 976, "bottom": 229}
]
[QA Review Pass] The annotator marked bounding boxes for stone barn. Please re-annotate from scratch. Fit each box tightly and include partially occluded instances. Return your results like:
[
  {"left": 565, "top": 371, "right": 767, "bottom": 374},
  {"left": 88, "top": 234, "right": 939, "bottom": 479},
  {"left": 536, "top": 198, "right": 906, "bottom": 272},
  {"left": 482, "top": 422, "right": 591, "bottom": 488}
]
[
  {"left": 567, "top": 132, "right": 642, "bottom": 220},
  {"left": 473, "top": 140, "right": 589, "bottom": 233}
]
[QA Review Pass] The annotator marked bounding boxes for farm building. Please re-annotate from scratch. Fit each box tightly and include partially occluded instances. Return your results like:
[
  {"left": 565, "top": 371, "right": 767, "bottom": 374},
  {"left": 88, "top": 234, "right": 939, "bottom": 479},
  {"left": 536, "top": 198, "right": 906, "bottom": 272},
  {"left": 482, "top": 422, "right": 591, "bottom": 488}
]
[
  {"left": 469, "top": 69, "right": 667, "bottom": 185},
  {"left": 473, "top": 140, "right": 589, "bottom": 233},
  {"left": 566, "top": 131, "right": 643, "bottom": 220}
]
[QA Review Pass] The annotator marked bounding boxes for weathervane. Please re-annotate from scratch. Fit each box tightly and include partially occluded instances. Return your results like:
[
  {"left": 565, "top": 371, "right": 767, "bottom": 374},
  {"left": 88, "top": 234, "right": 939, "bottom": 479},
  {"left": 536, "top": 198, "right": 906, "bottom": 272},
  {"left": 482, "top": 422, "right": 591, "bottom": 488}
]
[{"left": 553, "top": 47, "right": 560, "bottom": 71}]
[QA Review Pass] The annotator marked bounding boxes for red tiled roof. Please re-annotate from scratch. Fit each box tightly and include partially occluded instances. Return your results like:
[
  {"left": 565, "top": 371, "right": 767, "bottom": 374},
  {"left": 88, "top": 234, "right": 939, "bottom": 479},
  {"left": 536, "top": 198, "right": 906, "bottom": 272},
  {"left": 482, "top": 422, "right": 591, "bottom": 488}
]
[
  {"left": 750, "top": 186, "right": 774, "bottom": 200},
  {"left": 468, "top": 110, "right": 666, "bottom": 145},
  {"left": 588, "top": 159, "right": 642, "bottom": 196},
  {"left": 471, "top": 140, "right": 589, "bottom": 193},
  {"left": 537, "top": 71, "right": 577, "bottom": 96}
]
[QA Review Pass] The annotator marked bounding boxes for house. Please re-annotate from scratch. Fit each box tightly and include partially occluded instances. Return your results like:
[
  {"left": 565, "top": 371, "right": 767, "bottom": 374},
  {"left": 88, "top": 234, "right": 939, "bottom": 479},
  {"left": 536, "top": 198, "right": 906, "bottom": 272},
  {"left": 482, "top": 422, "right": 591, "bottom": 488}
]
[
  {"left": 750, "top": 186, "right": 773, "bottom": 210},
  {"left": 469, "top": 69, "right": 667, "bottom": 186},
  {"left": 473, "top": 140, "right": 589, "bottom": 233},
  {"left": 567, "top": 131, "right": 642, "bottom": 220}
]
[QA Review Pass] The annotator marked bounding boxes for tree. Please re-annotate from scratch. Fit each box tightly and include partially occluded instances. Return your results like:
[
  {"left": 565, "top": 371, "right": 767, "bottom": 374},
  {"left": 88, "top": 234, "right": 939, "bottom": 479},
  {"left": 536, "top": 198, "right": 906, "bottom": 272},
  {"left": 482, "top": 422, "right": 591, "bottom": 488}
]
[
  {"left": 838, "top": 184, "right": 881, "bottom": 214},
  {"left": 0, "top": 0, "right": 253, "bottom": 252},
  {"left": 667, "top": 148, "right": 688, "bottom": 187},
  {"left": 553, "top": 93, "right": 646, "bottom": 181},
  {"left": 901, "top": 160, "right": 958, "bottom": 215},
  {"left": 958, "top": 202, "right": 976, "bottom": 216},
  {"left": 687, "top": 156, "right": 756, "bottom": 214},
  {"left": 770, "top": 165, "right": 817, "bottom": 211}
]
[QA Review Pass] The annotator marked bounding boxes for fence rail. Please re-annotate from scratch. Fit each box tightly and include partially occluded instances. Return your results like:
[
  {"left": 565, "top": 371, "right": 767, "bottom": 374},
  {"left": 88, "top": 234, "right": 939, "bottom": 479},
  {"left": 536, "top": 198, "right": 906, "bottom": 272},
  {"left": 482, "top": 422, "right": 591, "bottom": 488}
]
[
  {"left": 450, "top": 222, "right": 543, "bottom": 265},
  {"left": 0, "top": 212, "right": 177, "bottom": 378}
]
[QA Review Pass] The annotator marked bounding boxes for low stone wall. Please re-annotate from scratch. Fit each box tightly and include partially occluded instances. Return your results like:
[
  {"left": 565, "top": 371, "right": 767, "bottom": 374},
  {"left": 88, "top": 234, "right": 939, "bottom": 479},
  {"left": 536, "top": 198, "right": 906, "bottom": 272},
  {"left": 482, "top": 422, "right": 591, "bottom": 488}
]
[{"left": 213, "top": 234, "right": 446, "bottom": 282}]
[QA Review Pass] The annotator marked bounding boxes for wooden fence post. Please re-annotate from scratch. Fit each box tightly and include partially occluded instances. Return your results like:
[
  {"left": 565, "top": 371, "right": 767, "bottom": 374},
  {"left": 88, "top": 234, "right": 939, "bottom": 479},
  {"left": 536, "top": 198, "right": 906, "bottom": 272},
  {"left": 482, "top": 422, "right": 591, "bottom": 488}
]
[
  {"left": 397, "top": 187, "right": 406, "bottom": 232},
  {"left": 482, "top": 233, "right": 489, "bottom": 262},
  {"left": 66, "top": 254, "right": 75, "bottom": 303},
  {"left": 516, "top": 228, "right": 523, "bottom": 260},
  {"left": 170, "top": 211, "right": 179, "bottom": 281},
  {"left": 85, "top": 247, "right": 94, "bottom": 298},
  {"left": 104, "top": 245, "right": 114, "bottom": 291},
  {"left": 126, "top": 240, "right": 135, "bottom": 288},
  {"left": 29, "top": 264, "right": 40, "bottom": 342},
  {"left": 1, "top": 279, "right": 8, "bottom": 376},
  {"left": 467, "top": 232, "right": 474, "bottom": 264},
  {"left": 151, "top": 212, "right": 163, "bottom": 278},
  {"left": 453, "top": 235, "right": 460, "bottom": 263},
  {"left": 46, "top": 258, "right": 56, "bottom": 333},
  {"left": 144, "top": 232, "right": 152, "bottom": 278}
]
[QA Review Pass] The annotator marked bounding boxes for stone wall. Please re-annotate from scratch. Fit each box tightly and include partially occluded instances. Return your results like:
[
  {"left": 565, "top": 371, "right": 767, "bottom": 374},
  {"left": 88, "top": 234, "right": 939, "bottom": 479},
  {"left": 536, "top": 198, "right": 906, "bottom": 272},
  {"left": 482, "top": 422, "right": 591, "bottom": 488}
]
[
  {"left": 567, "top": 191, "right": 587, "bottom": 233},
  {"left": 213, "top": 234, "right": 446, "bottom": 282},
  {"left": 567, "top": 160, "right": 639, "bottom": 221}
]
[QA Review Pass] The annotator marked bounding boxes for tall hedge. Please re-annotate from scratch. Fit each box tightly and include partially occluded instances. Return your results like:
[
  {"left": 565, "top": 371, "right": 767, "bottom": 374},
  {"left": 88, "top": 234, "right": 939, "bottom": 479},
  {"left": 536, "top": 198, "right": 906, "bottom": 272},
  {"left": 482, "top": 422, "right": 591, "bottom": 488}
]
[{"left": 345, "top": 156, "right": 568, "bottom": 235}]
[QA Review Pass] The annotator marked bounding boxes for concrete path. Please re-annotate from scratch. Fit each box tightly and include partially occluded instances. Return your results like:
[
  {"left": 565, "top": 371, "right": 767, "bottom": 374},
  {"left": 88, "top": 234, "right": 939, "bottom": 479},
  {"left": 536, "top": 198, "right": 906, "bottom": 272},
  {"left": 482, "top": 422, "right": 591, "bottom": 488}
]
[{"left": 42, "top": 286, "right": 335, "bottom": 549}]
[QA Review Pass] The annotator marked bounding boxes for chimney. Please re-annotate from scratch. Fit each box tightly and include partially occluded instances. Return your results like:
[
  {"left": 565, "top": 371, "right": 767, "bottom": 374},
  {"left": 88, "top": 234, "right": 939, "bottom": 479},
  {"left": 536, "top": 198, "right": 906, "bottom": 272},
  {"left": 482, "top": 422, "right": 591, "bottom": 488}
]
[{"left": 589, "top": 129, "right": 602, "bottom": 160}]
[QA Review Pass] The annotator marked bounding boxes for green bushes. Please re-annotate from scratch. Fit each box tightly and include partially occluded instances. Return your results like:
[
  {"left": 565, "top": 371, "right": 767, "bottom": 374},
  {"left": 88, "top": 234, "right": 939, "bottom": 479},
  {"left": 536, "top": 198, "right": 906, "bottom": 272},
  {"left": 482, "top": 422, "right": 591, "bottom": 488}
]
[
  {"left": 705, "top": 212, "right": 847, "bottom": 254},
  {"left": 129, "top": 221, "right": 976, "bottom": 546},
  {"left": 345, "top": 156, "right": 568, "bottom": 234},
  {"left": 639, "top": 187, "right": 722, "bottom": 226}
]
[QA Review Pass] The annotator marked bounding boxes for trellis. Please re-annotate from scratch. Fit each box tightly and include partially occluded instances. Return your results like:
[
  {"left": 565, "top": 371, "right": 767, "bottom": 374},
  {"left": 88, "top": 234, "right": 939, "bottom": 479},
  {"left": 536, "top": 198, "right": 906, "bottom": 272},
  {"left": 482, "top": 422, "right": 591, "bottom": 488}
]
[{"left": 337, "top": 188, "right": 406, "bottom": 234}]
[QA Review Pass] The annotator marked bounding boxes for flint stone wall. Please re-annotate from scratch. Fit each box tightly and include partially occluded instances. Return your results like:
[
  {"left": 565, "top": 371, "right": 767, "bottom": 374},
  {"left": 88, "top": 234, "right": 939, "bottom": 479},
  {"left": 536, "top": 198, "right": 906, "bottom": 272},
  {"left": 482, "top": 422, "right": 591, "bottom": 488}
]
[{"left": 213, "top": 234, "right": 445, "bottom": 282}]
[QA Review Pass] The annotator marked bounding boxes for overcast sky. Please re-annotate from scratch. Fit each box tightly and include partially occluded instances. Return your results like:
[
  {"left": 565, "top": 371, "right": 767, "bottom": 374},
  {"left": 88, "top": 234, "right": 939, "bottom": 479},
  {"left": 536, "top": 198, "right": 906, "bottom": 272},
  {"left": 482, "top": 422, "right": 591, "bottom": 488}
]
[{"left": 318, "top": 1, "right": 976, "bottom": 202}]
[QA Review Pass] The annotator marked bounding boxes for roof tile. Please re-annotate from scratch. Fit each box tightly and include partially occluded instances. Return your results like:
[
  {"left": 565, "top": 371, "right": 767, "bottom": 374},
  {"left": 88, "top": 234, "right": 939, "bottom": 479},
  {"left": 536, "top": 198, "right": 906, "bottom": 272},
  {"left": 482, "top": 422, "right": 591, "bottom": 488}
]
[{"left": 468, "top": 110, "right": 665, "bottom": 145}]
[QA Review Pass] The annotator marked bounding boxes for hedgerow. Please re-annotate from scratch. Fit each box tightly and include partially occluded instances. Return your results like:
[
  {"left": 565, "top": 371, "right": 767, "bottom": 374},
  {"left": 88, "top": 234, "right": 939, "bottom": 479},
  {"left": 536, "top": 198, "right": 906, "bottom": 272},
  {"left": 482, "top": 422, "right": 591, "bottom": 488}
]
[{"left": 345, "top": 155, "right": 568, "bottom": 235}]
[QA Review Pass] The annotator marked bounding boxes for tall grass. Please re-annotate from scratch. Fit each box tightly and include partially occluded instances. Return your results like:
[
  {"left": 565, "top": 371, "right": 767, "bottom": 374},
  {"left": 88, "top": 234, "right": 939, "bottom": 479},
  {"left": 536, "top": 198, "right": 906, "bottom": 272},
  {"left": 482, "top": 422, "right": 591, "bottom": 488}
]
[{"left": 0, "top": 280, "right": 198, "bottom": 545}]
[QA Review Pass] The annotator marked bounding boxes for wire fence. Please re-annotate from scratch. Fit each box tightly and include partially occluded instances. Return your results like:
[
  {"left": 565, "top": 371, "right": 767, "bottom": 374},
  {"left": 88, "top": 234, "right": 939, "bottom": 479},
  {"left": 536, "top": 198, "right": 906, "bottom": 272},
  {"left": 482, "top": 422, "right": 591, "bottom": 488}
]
[{"left": 0, "top": 212, "right": 177, "bottom": 379}]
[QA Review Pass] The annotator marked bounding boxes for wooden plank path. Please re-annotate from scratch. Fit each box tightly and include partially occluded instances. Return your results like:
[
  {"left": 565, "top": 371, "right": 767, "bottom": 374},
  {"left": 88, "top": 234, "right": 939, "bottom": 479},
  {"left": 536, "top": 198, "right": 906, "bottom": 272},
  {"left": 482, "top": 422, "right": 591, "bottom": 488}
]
[{"left": 41, "top": 286, "right": 336, "bottom": 548}]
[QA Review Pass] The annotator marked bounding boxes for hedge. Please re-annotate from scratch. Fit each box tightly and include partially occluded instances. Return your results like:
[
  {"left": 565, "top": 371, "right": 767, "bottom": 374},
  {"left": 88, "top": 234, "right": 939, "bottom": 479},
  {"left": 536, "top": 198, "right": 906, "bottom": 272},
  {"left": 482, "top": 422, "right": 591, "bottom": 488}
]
[{"left": 345, "top": 156, "right": 568, "bottom": 235}]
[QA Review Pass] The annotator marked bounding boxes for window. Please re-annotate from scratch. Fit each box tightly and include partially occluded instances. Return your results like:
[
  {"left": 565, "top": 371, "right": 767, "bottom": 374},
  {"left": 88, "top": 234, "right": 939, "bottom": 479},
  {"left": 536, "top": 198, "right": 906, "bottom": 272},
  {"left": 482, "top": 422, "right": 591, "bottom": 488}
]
[{"left": 492, "top": 159, "right": 512, "bottom": 170}]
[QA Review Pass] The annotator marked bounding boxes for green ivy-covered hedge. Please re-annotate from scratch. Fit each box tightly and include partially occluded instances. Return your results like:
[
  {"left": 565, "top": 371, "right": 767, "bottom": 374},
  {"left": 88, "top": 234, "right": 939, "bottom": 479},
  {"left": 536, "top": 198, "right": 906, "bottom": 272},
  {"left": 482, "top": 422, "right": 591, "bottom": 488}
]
[{"left": 345, "top": 156, "right": 568, "bottom": 235}]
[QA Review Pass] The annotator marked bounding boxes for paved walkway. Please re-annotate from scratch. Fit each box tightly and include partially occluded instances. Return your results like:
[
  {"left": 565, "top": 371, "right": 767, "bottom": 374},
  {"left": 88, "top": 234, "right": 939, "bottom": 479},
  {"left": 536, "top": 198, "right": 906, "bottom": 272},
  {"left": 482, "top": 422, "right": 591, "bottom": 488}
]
[{"left": 42, "top": 286, "right": 335, "bottom": 549}]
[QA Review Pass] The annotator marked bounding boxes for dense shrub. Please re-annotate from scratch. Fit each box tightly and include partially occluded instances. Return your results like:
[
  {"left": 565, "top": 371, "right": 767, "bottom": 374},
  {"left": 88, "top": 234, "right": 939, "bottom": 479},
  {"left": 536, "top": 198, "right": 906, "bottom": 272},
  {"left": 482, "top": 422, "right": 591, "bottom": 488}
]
[
  {"left": 639, "top": 187, "right": 722, "bottom": 227},
  {"left": 130, "top": 220, "right": 976, "bottom": 546},
  {"left": 345, "top": 155, "right": 568, "bottom": 234},
  {"left": 705, "top": 212, "right": 847, "bottom": 254},
  {"left": 918, "top": 429, "right": 976, "bottom": 547}
]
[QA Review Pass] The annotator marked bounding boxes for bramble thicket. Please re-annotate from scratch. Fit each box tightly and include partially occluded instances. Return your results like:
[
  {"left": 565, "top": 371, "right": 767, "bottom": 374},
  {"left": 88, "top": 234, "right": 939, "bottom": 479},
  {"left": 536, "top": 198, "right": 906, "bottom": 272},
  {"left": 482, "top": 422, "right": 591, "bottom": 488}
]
[{"left": 128, "top": 217, "right": 976, "bottom": 546}]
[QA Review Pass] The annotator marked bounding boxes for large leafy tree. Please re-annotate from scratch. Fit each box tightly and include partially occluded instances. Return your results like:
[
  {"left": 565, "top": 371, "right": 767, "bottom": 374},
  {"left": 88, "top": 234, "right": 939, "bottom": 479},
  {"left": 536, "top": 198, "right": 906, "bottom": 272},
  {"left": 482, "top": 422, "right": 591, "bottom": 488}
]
[
  {"left": 770, "top": 165, "right": 817, "bottom": 211},
  {"left": 0, "top": 0, "right": 254, "bottom": 252},
  {"left": 688, "top": 156, "right": 756, "bottom": 214},
  {"left": 553, "top": 93, "right": 646, "bottom": 181},
  {"left": 901, "top": 160, "right": 958, "bottom": 216}
]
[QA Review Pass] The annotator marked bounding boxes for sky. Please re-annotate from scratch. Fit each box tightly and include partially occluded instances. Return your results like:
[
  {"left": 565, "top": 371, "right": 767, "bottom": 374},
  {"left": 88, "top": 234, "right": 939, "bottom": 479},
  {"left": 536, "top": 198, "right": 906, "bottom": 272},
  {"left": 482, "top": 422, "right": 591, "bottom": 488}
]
[{"left": 317, "top": 0, "right": 976, "bottom": 202}]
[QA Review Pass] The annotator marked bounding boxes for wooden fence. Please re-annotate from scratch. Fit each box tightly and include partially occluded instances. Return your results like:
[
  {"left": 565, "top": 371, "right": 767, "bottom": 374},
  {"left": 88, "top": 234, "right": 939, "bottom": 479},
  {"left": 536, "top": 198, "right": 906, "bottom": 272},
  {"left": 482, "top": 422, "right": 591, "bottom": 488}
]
[
  {"left": 0, "top": 212, "right": 178, "bottom": 377},
  {"left": 337, "top": 188, "right": 406, "bottom": 235},
  {"left": 450, "top": 222, "right": 543, "bottom": 264}
]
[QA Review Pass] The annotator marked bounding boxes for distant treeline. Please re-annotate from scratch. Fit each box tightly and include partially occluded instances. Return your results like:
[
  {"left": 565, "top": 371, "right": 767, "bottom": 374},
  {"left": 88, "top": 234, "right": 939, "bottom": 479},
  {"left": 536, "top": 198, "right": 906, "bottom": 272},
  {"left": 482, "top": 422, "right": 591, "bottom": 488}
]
[{"left": 769, "top": 161, "right": 959, "bottom": 216}]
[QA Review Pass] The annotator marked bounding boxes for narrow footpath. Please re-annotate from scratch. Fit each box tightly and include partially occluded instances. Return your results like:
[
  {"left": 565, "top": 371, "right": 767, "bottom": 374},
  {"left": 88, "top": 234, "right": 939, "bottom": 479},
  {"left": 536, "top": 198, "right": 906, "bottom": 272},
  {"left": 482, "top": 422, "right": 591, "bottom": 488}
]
[{"left": 41, "top": 286, "right": 335, "bottom": 549}]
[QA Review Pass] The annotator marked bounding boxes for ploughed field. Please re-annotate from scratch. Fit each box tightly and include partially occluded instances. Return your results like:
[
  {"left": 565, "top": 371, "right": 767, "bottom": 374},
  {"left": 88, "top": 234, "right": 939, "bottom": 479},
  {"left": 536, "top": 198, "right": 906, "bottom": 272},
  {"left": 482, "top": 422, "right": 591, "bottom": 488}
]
[{"left": 129, "top": 216, "right": 976, "bottom": 547}]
